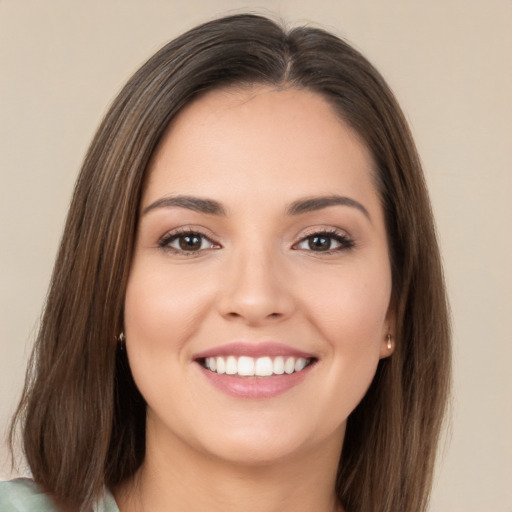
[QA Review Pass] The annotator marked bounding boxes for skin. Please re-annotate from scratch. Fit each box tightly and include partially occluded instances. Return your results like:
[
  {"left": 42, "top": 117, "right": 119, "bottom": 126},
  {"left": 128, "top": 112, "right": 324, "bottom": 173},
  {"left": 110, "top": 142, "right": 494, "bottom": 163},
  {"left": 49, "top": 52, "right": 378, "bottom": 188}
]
[{"left": 117, "top": 86, "right": 395, "bottom": 512}]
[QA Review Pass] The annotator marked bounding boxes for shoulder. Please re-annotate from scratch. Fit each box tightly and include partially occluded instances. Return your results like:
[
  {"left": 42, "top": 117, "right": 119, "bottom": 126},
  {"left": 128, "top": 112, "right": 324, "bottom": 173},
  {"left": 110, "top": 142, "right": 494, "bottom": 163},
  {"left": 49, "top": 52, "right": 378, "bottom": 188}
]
[
  {"left": 0, "top": 478, "right": 120, "bottom": 512},
  {"left": 0, "top": 478, "right": 58, "bottom": 511}
]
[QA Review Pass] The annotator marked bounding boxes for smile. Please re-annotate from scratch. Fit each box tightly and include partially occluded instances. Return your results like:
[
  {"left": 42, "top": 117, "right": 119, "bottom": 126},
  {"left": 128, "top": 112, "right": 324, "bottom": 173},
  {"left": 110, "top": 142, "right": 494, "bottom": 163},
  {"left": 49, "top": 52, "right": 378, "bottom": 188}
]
[
  {"left": 201, "top": 355, "right": 314, "bottom": 377},
  {"left": 193, "top": 342, "right": 318, "bottom": 398}
]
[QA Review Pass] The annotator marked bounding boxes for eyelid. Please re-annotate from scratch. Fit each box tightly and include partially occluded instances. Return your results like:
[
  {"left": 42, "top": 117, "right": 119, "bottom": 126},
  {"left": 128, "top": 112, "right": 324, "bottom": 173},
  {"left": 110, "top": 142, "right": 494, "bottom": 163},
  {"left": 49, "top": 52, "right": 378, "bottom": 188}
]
[
  {"left": 156, "top": 225, "right": 354, "bottom": 256},
  {"left": 297, "top": 226, "right": 350, "bottom": 239},
  {"left": 292, "top": 227, "right": 355, "bottom": 253},
  {"left": 158, "top": 226, "right": 222, "bottom": 255}
]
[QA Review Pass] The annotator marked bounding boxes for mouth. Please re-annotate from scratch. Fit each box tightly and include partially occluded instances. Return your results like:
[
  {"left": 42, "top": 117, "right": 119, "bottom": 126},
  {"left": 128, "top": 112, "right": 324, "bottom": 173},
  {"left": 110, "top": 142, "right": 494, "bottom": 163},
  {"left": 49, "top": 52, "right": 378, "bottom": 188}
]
[
  {"left": 193, "top": 343, "right": 318, "bottom": 399},
  {"left": 198, "top": 355, "right": 317, "bottom": 377}
]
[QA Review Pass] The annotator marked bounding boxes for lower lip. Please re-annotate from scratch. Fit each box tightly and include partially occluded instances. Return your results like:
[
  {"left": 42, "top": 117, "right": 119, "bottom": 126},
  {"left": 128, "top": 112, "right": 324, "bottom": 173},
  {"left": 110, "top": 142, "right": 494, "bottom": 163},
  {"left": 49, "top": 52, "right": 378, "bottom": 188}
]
[{"left": 197, "top": 364, "right": 314, "bottom": 399}]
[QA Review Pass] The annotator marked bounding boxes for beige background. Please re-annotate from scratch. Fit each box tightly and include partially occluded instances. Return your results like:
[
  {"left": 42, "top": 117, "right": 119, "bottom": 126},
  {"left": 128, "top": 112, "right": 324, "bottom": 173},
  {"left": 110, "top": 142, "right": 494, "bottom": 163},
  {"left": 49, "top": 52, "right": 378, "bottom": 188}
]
[{"left": 1, "top": 1, "right": 511, "bottom": 510}]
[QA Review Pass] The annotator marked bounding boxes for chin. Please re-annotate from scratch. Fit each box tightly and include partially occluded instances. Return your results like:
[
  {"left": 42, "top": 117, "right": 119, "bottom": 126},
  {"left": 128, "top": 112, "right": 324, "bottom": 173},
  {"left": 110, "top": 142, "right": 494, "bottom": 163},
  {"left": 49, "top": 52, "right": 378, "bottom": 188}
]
[
  {"left": 192, "top": 414, "right": 345, "bottom": 468},
  {"left": 202, "top": 434, "right": 310, "bottom": 467}
]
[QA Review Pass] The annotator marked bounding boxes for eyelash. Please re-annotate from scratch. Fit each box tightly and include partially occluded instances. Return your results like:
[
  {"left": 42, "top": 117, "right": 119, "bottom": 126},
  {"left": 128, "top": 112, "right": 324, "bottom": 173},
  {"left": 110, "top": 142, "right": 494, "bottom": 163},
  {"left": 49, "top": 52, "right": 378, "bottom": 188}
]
[
  {"left": 158, "top": 228, "right": 354, "bottom": 256},
  {"left": 158, "top": 228, "right": 220, "bottom": 256},
  {"left": 293, "top": 229, "right": 355, "bottom": 254}
]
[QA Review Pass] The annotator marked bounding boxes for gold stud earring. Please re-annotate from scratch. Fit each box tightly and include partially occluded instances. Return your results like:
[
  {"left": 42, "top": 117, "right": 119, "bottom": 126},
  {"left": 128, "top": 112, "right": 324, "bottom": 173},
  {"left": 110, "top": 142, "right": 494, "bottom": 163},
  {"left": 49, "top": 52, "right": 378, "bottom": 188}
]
[
  {"left": 387, "top": 334, "right": 393, "bottom": 350},
  {"left": 118, "top": 332, "right": 125, "bottom": 350}
]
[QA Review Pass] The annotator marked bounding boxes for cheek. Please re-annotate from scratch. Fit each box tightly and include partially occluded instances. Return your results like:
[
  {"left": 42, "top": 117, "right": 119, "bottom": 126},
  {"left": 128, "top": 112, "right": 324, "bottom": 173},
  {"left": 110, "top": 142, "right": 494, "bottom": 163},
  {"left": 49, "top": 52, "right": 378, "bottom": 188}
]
[
  {"left": 303, "top": 269, "right": 390, "bottom": 421},
  {"left": 122, "top": 259, "right": 213, "bottom": 413},
  {"left": 301, "top": 263, "right": 391, "bottom": 348},
  {"left": 300, "top": 261, "right": 391, "bottom": 402},
  {"left": 124, "top": 259, "right": 214, "bottom": 353}
]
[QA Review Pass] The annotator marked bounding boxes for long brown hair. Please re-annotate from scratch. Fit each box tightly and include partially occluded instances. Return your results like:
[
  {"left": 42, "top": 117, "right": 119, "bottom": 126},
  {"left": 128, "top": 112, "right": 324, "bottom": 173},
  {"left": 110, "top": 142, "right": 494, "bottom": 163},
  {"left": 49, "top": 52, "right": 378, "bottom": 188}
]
[{"left": 10, "top": 14, "right": 451, "bottom": 512}]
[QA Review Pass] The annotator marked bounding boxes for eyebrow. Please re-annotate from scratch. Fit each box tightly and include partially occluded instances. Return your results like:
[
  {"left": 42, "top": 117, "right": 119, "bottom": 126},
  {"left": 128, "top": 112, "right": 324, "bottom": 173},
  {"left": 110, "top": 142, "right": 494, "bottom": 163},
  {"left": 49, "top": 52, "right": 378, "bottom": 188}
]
[
  {"left": 142, "top": 193, "right": 370, "bottom": 221},
  {"left": 143, "top": 195, "right": 227, "bottom": 216},
  {"left": 287, "top": 195, "right": 371, "bottom": 220}
]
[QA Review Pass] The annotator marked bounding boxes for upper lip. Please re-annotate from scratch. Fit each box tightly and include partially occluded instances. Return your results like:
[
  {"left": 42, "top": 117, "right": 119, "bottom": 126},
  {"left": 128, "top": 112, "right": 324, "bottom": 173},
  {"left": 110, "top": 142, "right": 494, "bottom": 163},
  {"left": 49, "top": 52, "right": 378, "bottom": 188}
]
[{"left": 193, "top": 342, "right": 316, "bottom": 360}]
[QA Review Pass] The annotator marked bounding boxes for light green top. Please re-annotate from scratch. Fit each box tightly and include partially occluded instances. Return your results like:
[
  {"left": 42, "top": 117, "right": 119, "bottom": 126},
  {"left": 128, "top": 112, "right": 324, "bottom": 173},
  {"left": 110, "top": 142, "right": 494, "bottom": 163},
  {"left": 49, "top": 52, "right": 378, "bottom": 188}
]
[{"left": 0, "top": 478, "right": 120, "bottom": 512}]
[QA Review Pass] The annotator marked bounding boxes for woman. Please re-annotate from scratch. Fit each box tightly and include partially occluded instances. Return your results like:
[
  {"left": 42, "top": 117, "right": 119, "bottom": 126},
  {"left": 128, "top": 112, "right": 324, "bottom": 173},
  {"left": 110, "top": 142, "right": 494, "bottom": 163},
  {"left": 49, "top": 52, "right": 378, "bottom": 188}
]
[{"left": 1, "top": 13, "right": 450, "bottom": 512}]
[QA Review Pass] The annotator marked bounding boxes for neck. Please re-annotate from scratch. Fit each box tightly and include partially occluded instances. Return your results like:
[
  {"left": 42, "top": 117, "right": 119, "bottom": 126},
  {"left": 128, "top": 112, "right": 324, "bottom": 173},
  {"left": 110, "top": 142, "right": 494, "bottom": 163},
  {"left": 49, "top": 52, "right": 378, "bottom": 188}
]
[{"left": 115, "top": 425, "right": 345, "bottom": 512}]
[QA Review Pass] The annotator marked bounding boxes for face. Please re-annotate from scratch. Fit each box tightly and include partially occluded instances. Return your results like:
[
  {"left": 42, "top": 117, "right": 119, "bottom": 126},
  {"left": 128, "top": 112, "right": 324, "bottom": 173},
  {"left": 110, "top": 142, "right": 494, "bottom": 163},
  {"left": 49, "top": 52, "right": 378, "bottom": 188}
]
[{"left": 124, "top": 86, "right": 394, "bottom": 467}]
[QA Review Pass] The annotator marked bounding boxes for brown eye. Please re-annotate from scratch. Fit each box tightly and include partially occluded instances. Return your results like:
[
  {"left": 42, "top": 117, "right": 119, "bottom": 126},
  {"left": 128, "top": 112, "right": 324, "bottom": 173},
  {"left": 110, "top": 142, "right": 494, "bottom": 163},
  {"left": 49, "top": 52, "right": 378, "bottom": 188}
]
[
  {"left": 308, "top": 235, "right": 332, "bottom": 251},
  {"left": 178, "top": 234, "right": 203, "bottom": 251},
  {"left": 160, "top": 231, "right": 219, "bottom": 253},
  {"left": 294, "top": 231, "right": 354, "bottom": 253}
]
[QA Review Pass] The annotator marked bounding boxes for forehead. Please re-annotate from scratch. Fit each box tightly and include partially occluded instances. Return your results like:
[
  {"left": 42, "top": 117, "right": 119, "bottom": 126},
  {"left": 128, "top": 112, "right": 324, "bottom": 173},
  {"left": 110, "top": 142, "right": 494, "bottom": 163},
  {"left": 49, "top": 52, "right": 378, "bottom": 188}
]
[{"left": 144, "top": 85, "right": 379, "bottom": 214}]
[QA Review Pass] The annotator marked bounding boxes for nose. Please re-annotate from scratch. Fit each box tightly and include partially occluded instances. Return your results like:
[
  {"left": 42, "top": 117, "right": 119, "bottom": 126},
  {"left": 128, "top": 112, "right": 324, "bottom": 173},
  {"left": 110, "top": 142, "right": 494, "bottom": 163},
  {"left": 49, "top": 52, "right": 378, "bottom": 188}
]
[{"left": 217, "top": 245, "right": 295, "bottom": 326}]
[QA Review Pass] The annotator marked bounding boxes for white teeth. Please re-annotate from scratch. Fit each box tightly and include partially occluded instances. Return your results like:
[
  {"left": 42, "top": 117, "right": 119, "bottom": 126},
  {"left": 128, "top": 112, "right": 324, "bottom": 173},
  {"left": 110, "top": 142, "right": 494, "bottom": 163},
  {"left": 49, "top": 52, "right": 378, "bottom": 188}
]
[
  {"left": 295, "top": 357, "right": 307, "bottom": 372},
  {"left": 273, "top": 356, "right": 284, "bottom": 375},
  {"left": 284, "top": 357, "right": 295, "bottom": 374},
  {"left": 255, "top": 357, "right": 273, "bottom": 376},
  {"left": 216, "top": 357, "right": 226, "bottom": 374},
  {"left": 203, "top": 355, "right": 312, "bottom": 377},
  {"left": 238, "top": 356, "right": 255, "bottom": 376},
  {"left": 226, "top": 356, "right": 237, "bottom": 375}
]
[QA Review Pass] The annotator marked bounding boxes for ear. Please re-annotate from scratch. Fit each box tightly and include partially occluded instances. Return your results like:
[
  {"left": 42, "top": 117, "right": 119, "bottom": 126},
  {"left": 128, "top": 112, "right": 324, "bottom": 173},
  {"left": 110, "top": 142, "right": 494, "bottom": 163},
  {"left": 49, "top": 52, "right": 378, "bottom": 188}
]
[{"left": 379, "top": 299, "right": 396, "bottom": 359}]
